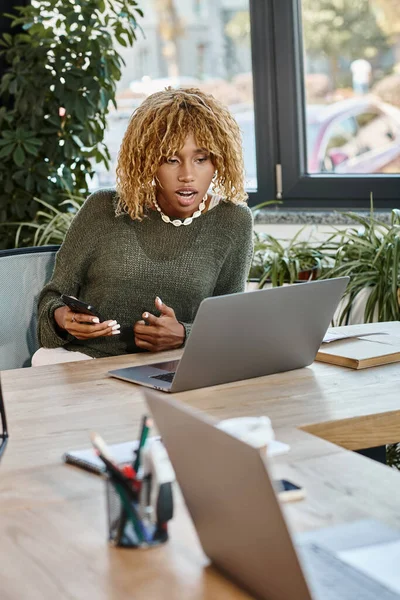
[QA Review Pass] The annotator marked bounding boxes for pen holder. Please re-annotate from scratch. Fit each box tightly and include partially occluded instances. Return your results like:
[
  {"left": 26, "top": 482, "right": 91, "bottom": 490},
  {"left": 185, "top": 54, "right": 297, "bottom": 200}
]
[{"left": 105, "top": 475, "right": 173, "bottom": 548}]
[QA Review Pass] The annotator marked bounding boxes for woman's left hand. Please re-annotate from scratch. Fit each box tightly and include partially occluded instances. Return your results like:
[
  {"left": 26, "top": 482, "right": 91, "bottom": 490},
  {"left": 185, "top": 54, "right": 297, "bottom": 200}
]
[{"left": 133, "top": 297, "right": 185, "bottom": 352}]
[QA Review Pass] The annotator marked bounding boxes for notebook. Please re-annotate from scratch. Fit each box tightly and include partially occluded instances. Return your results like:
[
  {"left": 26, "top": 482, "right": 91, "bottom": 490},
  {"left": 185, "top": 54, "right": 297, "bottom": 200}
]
[
  {"left": 63, "top": 437, "right": 289, "bottom": 475},
  {"left": 63, "top": 439, "right": 158, "bottom": 475},
  {"left": 316, "top": 323, "right": 400, "bottom": 369}
]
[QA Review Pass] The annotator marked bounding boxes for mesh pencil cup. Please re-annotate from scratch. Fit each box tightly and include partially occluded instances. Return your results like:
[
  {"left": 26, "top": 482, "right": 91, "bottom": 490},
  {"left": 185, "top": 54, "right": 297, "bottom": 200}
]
[{"left": 105, "top": 474, "right": 173, "bottom": 548}]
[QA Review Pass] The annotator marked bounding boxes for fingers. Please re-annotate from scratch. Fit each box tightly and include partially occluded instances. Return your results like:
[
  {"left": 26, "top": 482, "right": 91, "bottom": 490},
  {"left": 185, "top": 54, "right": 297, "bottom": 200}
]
[
  {"left": 155, "top": 296, "right": 175, "bottom": 317},
  {"left": 67, "top": 317, "right": 121, "bottom": 340},
  {"left": 71, "top": 312, "right": 101, "bottom": 325},
  {"left": 141, "top": 311, "right": 158, "bottom": 326},
  {"left": 134, "top": 337, "right": 157, "bottom": 351}
]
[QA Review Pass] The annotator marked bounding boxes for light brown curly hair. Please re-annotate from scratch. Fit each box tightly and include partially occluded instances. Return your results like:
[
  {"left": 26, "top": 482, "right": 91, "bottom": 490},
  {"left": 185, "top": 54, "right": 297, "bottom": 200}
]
[{"left": 115, "top": 87, "right": 247, "bottom": 220}]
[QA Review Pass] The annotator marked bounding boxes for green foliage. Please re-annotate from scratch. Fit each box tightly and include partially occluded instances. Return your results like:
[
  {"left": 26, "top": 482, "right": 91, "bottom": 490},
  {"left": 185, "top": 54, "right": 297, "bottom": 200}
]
[
  {"left": 250, "top": 227, "right": 329, "bottom": 288},
  {"left": 0, "top": 0, "right": 143, "bottom": 248},
  {"left": 12, "top": 190, "right": 84, "bottom": 247},
  {"left": 387, "top": 443, "right": 400, "bottom": 469},
  {"left": 302, "top": 0, "right": 389, "bottom": 59},
  {"left": 322, "top": 204, "right": 400, "bottom": 324},
  {"left": 302, "top": 0, "right": 390, "bottom": 87}
]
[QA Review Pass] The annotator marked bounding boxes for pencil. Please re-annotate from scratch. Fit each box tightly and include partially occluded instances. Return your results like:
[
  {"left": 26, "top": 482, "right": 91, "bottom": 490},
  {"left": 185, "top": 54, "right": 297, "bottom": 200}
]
[{"left": 133, "top": 416, "right": 153, "bottom": 473}]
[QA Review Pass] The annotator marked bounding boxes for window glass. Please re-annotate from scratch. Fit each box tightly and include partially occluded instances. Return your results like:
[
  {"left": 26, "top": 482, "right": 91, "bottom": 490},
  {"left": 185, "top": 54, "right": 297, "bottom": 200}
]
[
  {"left": 356, "top": 111, "right": 395, "bottom": 152},
  {"left": 91, "top": 0, "right": 256, "bottom": 191},
  {"left": 320, "top": 117, "right": 359, "bottom": 172},
  {"left": 301, "top": 0, "right": 400, "bottom": 175}
]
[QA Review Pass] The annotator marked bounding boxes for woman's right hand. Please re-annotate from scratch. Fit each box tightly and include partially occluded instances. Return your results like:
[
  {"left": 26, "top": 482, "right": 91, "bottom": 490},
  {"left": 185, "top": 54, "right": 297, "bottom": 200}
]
[{"left": 54, "top": 306, "right": 120, "bottom": 340}]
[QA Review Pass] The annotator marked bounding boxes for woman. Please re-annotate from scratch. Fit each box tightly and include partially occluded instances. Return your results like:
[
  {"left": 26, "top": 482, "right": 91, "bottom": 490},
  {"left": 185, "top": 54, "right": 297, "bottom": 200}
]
[{"left": 33, "top": 87, "right": 254, "bottom": 365}]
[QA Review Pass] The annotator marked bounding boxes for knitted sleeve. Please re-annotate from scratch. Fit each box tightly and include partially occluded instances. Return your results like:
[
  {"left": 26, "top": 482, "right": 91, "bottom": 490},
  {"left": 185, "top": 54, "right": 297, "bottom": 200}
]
[
  {"left": 212, "top": 204, "right": 254, "bottom": 297},
  {"left": 37, "top": 191, "right": 104, "bottom": 348}
]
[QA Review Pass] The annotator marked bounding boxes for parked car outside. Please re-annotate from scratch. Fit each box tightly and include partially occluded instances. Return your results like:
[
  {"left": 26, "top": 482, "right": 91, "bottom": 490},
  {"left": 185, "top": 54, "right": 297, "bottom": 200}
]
[
  {"left": 91, "top": 95, "right": 400, "bottom": 191},
  {"left": 234, "top": 96, "right": 400, "bottom": 185},
  {"left": 306, "top": 96, "right": 400, "bottom": 174}
]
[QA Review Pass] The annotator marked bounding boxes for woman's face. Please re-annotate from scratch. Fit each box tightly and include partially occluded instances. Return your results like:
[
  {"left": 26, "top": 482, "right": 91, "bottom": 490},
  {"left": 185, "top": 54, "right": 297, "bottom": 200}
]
[{"left": 155, "top": 133, "right": 215, "bottom": 219}]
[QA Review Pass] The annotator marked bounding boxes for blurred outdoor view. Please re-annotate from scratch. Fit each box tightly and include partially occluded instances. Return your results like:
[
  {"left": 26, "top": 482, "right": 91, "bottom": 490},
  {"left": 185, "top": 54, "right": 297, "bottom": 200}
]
[
  {"left": 93, "top": 0, "right": 400, "bottom": 190},
  {"left": 92, "top": 0, "right": 256, "bottom": 190},
  {"left": 302, "top": 0, "right": 400, "bottom": 175}
]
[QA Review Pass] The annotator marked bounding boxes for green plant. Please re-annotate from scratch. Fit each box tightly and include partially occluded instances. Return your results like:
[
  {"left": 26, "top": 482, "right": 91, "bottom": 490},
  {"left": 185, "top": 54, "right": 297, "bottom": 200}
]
[
  {"left": 322, "top": 202, "right": 400, "bottom": 324},
  {"left": 250, "top": 227, "right": 328, "bottom": 287},
  {"left": 11, "top": 190, "right": 84, "bottom": 247},
  {"left": 250, "top": 198, "right": 282, "bottom": 219},
  {"left": 0, "top": 0, "right": 143, "bottom": 248}
]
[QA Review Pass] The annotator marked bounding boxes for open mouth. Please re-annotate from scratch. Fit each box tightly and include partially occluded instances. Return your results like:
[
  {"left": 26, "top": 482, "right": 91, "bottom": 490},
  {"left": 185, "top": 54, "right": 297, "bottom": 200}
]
[{"left": 175, "top": 190, "right": 198, "bottom": 204}]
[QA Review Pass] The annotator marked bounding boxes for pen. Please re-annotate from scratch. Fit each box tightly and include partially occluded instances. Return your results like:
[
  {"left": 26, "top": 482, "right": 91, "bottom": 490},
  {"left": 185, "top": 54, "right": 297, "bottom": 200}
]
[
  {"left": 113, "top": 480, "right": 147, "bottom": 544},
  {"left": 90, "top": 433, "right": 138, "bottom": 501},
  {"left": 133, "top": 416, "right": 152, "bottom": 473}
]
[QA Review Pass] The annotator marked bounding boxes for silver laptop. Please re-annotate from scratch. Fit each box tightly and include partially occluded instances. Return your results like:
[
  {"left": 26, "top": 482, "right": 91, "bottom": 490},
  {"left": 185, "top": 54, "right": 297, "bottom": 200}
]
[
  {"left": 144, "top": 389, "right": 400, "bottom": 600},
  {"left": 109, "top": 277, "right": 349, "bottom": 393}
]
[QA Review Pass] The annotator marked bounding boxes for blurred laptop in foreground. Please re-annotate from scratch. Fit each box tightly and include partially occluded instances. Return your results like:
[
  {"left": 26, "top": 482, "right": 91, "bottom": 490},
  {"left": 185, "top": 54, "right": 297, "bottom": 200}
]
[{"left": 145, "top": 389, "right": 400, "bottom": 600}]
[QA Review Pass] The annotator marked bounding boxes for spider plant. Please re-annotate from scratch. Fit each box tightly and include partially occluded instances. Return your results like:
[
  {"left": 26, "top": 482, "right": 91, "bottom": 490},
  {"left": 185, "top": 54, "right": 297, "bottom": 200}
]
[
  {"left": 12, "top": 192, "right": 84, "bottom": 247},
  {"left": 321, "top": 201, "right": 400, "bottom": 324}
]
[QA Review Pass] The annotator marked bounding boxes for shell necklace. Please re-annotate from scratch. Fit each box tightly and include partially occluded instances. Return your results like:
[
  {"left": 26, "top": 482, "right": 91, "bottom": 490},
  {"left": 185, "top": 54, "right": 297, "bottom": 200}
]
[{"left": 153, "top": 194, "right": 207, "bottom": 227}]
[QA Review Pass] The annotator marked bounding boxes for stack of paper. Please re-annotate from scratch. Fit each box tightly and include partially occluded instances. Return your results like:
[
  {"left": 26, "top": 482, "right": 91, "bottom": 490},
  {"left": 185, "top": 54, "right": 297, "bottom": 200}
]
[{"left": 318, "top": 322, "right": 400, "bottom": 369}]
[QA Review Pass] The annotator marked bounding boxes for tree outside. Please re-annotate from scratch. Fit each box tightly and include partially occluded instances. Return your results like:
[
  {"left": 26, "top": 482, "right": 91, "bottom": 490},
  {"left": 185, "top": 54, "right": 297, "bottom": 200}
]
[
  {"left": 301, "top": 0, "right": 400, "bottom": 176},
  {"left": 302, "top": 0, "right": 391, "bottom": 91}
]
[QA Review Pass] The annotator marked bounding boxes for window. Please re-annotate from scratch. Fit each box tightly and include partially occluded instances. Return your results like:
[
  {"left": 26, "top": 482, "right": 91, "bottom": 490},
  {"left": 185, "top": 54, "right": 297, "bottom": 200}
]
[
  {"left": 92, "top": 0, "right": 400, "bottom": 209},
  {"left": 93, "top": 0, "right": 257, "bottom": 196},
  {"left": 272, "top": 0, "right": 400, "bottom": 208}
]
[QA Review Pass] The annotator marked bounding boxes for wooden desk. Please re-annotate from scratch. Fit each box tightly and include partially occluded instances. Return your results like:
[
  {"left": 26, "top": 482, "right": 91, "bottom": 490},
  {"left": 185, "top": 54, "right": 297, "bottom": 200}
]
[{"left": 1, "top": 352, "right": 400, "bottom": 599}]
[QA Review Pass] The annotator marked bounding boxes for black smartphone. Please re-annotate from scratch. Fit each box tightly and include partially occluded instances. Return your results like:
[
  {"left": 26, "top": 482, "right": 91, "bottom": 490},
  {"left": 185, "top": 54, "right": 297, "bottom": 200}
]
[
  {"left": 60, "top": 294, "right": 103, "bottom": 321},
  {"left": 274, "top": 479, "right": 305, "bottom": 503}
]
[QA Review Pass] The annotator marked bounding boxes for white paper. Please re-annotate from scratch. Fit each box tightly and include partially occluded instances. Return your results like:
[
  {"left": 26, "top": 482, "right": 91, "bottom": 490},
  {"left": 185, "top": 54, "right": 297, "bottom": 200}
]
[
  {"left": 323, "top": 327, "right": 389, "bottom": 344},
  {"left": 64, "top": 437, "right": 160, "bottom": 471},
  {"left": 339, "top": 539, "right": 400, "bottom": 594},
  {"left": 267, "top": 439, "right": 290, "bottom": 457},
  {"left": 217, "top": 416, "right": 274, "bottom": 447},
  {"left": 217, "top": 416, "right": 290, "bottom": 457}
]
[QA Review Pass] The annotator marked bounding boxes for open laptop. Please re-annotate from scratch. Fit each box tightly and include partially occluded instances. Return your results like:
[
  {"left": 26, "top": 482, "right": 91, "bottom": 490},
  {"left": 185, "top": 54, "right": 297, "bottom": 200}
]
[
  {"left": 108, "top": 277, "right": 349, "bottom": 393},
  {"left": 144, "top": 388, "right": 400, "bottom": 600}
]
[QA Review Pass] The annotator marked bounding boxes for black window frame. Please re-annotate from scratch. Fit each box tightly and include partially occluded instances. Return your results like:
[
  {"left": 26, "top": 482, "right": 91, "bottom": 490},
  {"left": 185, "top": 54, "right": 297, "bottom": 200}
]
[{"left": 248, "top": 0, "right": 400, "bottom": 210}]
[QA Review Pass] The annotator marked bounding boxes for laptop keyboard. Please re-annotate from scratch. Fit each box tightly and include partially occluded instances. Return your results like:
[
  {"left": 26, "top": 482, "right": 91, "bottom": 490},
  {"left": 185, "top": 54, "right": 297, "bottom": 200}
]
[
  {"left": 298, "top": 542, "right": 400, "bottom": 599},
  {"left": 150, "top": 372, "right": 175, "bottom": 383}
]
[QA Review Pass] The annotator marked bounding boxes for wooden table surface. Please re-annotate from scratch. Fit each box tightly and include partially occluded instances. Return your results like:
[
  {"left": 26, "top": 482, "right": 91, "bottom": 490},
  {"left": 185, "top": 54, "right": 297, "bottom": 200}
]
[{"left": 1, "top": 346, "right": 400, "bottom": 600}]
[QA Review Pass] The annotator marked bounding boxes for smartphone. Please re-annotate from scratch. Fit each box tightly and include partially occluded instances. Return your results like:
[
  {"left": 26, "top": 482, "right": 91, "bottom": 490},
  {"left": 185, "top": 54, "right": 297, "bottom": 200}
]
[
  {"left": 60, "top": 294, "right": 103, "bottom": 321},
  {"left": 274, "top": 479, "right": 305, "bottom": 503}
]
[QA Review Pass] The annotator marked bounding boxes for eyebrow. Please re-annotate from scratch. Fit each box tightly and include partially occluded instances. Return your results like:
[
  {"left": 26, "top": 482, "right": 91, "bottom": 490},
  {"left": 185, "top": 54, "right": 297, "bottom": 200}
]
[{"left": 169, "top": 148, "right": 209, "bottom": 157}]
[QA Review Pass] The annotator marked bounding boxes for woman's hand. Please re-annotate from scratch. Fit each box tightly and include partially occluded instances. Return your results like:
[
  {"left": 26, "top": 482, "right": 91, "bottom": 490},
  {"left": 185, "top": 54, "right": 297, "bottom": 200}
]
[
  {"left": 54, "top": 306, "right": 120, "bottom": 340},
  {"left": 133, "top": 297, "right": 185, "bottom": 352}
]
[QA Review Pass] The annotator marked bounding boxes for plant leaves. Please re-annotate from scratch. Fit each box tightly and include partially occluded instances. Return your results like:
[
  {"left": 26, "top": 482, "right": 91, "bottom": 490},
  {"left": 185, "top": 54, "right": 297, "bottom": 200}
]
[{"left": 13, "top": 145, "right": 25, "bottom": 167}]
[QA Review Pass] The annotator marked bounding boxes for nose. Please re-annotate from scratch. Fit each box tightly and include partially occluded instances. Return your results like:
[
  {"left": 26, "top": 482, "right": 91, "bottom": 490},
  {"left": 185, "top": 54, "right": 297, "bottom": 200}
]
[{"left": 178, "top": 162, "right": 195, "bottom": 182}]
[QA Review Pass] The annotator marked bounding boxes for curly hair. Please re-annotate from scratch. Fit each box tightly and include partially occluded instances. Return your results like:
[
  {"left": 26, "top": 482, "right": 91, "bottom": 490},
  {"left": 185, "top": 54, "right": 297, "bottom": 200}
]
[{"left": 115, "top": 87, "right": 247, "bottom": 220}]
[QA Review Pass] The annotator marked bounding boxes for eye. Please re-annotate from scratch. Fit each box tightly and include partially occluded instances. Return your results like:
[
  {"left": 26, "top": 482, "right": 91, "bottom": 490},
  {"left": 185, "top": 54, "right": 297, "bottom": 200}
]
[
  {"left": 166, "top": 157, "right": 179, "bottom": 164},
  {"left": 196, "top": 156, "right": 209, "bottom": 163}
]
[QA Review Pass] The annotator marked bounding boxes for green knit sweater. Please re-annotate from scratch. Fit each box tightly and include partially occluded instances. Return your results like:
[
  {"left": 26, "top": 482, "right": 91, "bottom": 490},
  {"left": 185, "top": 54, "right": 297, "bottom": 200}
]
[{"left": 37, "top": 189, "right": 254, "bottom": 358}]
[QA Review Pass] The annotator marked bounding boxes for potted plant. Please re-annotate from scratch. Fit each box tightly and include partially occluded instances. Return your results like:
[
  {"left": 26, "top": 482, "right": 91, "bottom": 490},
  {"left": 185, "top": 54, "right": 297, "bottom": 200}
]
[
  {"left": 0, "top": 0, "right": 143, "bottom": 249},
  {"left": 321, "top": 202, "right": 400, "bottom": 325},
  {"left": 249, "top": 227, "right": 329, "bottom": 288},
  {"left": 11, "top": 191, "right": 84, "bottom": 247}
]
